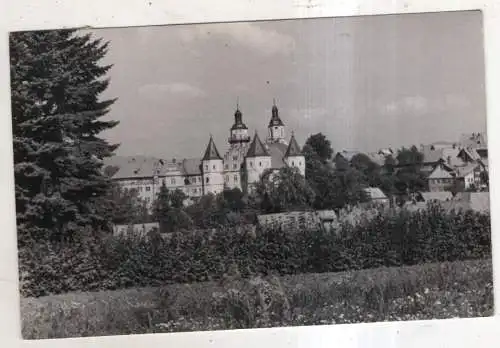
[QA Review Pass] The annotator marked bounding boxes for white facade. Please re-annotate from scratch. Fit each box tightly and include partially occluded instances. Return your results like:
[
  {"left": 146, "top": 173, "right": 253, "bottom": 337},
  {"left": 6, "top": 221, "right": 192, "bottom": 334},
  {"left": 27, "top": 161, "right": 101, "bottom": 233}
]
[{"left": 202, "top": 158, "right": 224, "bottom": 195}]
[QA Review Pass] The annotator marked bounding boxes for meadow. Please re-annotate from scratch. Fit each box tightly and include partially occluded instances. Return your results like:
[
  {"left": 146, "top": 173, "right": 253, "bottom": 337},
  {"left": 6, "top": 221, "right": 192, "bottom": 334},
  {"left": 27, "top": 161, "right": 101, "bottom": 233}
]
[{"left": 22, "top": 258, "right": 493, "bottom": 339}]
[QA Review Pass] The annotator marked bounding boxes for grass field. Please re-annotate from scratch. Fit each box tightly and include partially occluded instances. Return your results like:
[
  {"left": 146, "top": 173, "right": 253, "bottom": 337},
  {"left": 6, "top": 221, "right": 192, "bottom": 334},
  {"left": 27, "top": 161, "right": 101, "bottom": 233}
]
[{"left": 21, "top": 258, "right": 493, "bottom": 339}]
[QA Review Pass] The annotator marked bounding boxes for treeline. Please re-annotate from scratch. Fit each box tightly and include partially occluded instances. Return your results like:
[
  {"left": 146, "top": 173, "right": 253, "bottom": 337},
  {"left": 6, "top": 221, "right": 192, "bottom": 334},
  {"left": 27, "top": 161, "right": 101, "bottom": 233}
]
[
  {"left": 20, "top": 203, "right": 491, "bottom": 297},
  {"left": 110, "top": 134, "right": 432, "bottom": 233}
]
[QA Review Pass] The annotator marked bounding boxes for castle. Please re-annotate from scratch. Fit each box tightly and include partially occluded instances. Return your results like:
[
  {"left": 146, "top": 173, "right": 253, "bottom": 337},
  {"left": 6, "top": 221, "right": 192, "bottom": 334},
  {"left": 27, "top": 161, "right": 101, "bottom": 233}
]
[{"left": 110, "top": 102, "right": 305, "bottom": 206}]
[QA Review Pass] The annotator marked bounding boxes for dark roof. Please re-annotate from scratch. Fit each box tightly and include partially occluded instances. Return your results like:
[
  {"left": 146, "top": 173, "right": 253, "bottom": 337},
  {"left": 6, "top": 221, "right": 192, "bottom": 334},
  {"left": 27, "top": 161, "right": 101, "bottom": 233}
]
[
  {"left": 246, "top": 133, "right": 269, "bottom": 157},
  {"left": 284, "top": 134, "right": 302, "bottom": 157},
  {"left": 230, "top": 108, "right": 248, "bottom": 130},
  {"left": 268, "top": 104, "right": 284, "bottom": 127},
  {"left": 266, "top": 142, "right": 288, "bottom": 168},
  {"left": 202, "top": 136, "right": 222, "bottom": 161},
  {"left": 182, "top": 158, "right": 202, "bottom": 175}
]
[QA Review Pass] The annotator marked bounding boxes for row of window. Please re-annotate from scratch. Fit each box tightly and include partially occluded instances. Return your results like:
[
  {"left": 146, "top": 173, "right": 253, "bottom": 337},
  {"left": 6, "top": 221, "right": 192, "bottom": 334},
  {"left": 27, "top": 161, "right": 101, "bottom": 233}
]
[{"left": 225, "top": 174, "right": 239, "bottom": 183}]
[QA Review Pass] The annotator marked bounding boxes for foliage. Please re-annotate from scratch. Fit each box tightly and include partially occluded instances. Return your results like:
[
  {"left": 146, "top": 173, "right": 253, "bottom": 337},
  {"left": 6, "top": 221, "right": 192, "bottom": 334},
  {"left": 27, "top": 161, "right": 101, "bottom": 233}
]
[
  {"left": 10, "top": 29, "right": 118, "bottom": 244},
  {"left": 254, "top": 167, "right": 315, "bottom": 213},
  {"left": 21, "top": 259, "right": 493, "bottom": 338},
  {"left": 304, "top": 133, "right": 333, "bottom": 162},
  {"left": 153, "top": 184, "right": 192, "bottom": 233},
  {"left": 20, "top": 204, "right": 491, "bottom": 298}
]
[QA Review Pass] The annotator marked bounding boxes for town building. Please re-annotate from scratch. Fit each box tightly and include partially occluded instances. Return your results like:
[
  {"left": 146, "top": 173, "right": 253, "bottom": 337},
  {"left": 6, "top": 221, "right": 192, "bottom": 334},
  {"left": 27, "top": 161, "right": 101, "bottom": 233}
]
[{"left": 108, "top": 102, "right": 305, "bottom": 206}]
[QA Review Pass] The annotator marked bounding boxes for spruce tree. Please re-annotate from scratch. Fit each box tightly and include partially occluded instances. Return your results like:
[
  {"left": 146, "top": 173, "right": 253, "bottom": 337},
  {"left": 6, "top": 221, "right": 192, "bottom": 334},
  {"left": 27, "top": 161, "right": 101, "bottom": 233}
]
[{"left": 10, "top": 29, "right": 119, "bottom": 244}]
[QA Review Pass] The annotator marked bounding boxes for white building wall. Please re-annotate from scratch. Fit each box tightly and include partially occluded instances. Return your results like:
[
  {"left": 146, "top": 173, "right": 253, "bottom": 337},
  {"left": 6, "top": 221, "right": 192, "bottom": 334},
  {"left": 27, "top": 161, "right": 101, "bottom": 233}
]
[
  {"left": 284, "top": 155, "right": 306, "bottom": 176},
  {"left": 202, "top": 159, "right": 224, "bottom": 195},
  {"left": 245, "top": 155, "right": 272, "bottom": 186}
]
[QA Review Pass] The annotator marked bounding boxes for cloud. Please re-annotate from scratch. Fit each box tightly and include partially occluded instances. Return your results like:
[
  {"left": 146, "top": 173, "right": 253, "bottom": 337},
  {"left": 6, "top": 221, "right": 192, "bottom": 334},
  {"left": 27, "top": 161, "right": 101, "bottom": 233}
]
[
  {"left": 380, "top": 94, "right": 471, "bottom": 116},
  {"left": 138, "top": 83, "right": 206, "bottom": 100},
  {"left": 381, "top": 96, "right": 429, "bottom": 116},
  {"left": 179, "top": 22, "right": 296, "bottom": 56}
]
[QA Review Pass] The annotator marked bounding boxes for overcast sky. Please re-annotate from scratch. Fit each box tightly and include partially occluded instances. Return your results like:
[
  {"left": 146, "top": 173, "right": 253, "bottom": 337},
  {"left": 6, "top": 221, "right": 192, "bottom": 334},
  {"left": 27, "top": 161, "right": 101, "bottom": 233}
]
[{"left": 92, "top": 10, "right": 486, "bottom": 159}]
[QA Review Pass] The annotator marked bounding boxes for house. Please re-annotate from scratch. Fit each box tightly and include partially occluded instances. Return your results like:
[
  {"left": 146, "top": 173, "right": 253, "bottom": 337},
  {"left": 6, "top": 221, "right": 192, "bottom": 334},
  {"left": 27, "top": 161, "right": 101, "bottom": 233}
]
[
  {"left": 363, "top": 187, "right": 390, "bottom": 206},
  {"left": 113, "top": 222, "right": 160, "bottom": 238},
  {"left": 416, "top": 191, "right": 453, "bottom": 203},
  {"left": 427, "top": 164, "right": 456, "bottom": 192}
]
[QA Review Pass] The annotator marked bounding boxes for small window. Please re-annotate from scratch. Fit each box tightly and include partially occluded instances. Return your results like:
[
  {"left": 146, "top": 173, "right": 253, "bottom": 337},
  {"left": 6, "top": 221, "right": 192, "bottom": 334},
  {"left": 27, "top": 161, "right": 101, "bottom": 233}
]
[
  {"left": 225, "top": 164, "right": 229, "bottom": 170},
  {"left": 205, "top": 165, "right": 208, "bottom": 171},
  {"left": 233, "top": 163, "right": 237, "bottom": 169},
  {"left": 292, "top": 161, "right": 295, "bottom": 166},
  {"left": 206, "top": 177, "right": 209, "bottom": 183},
  {"left": 213, "top": 164, "right": 216, "bottom": 170},
  {"left": 233, "top": 156, "right": 238, "bottom": 161},
  {"left": 171, "top": 178, "right": 175, "bottom": 185},
  {"left": 250, "top": 161, "right": 253, "bottom": 168},
  {"left": 234, "top": 175, "right": 238, "bottom": 182},
  {"left": 146, "top": 186, "right": 151, "bottom": 191},
  {"left": 274, "top": 127, "right": 278, "bottom": 130},
  {"left": 259, "top": 161, "right": 262, "bottom": 167},
  {"left": 225, "top": 175, "right": 229, "bottom": 182}
]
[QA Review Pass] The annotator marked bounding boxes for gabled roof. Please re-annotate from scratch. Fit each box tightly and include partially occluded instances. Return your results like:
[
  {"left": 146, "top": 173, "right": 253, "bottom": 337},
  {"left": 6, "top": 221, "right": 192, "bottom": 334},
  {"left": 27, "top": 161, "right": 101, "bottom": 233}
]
[
  {"left": 284, "top": 133, "right": 302, "bottom": 157},
  {"left": 266, "top": 142, "right": 287, "bottom": 168},
  {"left": 459, "top": 132, "right": 487, "bottom": 148},
  {"left": 420, "top": 191, "right": 453, "bottom": 202},
  {"left": 454, "top": 163, "right": 479, "bottom": 178},
  {"left": 246, "top": 132, "right": 270, "bottom": 158},
  {"left": 364, "top": 187, "right": 388, "bottom": 200},
  {"left": 335, "top": 150, "right": 361, "bottom": 162},
  {"left": 182, "top": 158, "right": 202, "bottom": 175},
  {"left": 202, "top": 136, "right": 222, "bottom": 161},
  {"left": 428, "top": 164, "right": 454, "bottom": 179}
]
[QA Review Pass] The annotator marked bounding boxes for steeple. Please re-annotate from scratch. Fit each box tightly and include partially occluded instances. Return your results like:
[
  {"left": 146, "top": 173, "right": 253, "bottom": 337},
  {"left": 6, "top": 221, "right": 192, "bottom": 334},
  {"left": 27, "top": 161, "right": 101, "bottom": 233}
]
[
  {"left": 267, "top": 99, "right": 285, "bottom": 143},
  {"left": 229, "top": 100, "right": 250, "bottom": 144},
  {"left": 202, "top": 135, "right": 222, "bottom": 161},
  {"left": 285, "top": 132, "right": 302, "bottom": 157},
  {"left": 246, "top": 132, "right": 269, "bottom": 157},
  {"left": 268, "top": 99, "right": 285, "bottom": 127}
]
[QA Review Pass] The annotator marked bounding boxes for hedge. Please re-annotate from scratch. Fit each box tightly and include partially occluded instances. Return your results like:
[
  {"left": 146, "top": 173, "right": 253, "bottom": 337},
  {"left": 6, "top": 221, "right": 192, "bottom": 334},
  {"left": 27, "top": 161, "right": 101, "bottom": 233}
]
[{"left": 19, "top": 203, "right": 491, "bottom": 297}]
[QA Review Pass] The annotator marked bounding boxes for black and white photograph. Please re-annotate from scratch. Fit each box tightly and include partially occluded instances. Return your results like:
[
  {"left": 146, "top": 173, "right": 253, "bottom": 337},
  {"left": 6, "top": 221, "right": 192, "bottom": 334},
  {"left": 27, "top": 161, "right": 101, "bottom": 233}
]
[{"left": 10, "top": 10, "right": 492, "bottom": 339}]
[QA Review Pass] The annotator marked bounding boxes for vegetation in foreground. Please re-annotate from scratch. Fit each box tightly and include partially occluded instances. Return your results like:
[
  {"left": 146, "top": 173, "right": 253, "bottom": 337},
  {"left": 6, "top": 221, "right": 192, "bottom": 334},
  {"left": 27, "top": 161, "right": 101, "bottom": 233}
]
[{"left": 21, "top": 259, "right": 493, "bottom": 339}]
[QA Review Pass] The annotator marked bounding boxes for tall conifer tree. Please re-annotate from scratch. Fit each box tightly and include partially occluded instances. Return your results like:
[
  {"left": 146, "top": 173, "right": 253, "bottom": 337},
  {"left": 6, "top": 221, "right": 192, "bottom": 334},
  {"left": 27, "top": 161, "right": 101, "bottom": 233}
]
[{"left": 10, "top": 29, "right": 119, "bottom": 244}]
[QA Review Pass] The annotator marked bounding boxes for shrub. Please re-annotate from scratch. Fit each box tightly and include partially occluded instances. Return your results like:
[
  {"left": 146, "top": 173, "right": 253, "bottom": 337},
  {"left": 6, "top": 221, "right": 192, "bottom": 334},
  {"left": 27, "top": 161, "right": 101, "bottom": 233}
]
[{"left": 19, "top": 204, "right": 491, "bottom": 297}]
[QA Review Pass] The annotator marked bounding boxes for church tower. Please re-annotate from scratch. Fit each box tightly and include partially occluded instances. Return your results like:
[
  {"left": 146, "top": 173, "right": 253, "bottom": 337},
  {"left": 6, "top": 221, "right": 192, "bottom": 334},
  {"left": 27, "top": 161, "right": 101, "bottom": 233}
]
[
  {"left": 267, "top": 99, "right": 285, "bottom": 143},
  {"left": 229, "top": 104, "right": 251, "bottom": 144},
  {"left": 201, "top": 135, "right": 224, "bottom": 195},
  {"left": 284, "top": 132, "right": 305, "bottom": 176},
  {"left": 244, "top": 132, "right": 272, "bottom": 192}
]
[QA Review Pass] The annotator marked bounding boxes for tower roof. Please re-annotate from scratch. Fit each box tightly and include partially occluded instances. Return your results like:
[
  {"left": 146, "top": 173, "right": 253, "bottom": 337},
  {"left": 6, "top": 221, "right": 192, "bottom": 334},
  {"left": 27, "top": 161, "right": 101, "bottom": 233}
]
[
  {"left": 246, "top": 132, "right": 270, "bottom": 157},
  {"left": 285, "top": 133, "right": 302, "bottom": 157},
  {"left": 202, "top": 136, "right": 222, "bottom": 161},
  {"left": 268, "top": 100, "right": 285, "bottom": 127},
  {"left": 230, "top": 108, "right": 248, "bottom": 130}
]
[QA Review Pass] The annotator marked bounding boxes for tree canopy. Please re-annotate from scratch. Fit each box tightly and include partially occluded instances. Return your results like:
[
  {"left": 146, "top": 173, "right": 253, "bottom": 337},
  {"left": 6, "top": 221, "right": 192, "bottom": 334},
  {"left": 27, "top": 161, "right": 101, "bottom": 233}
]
[{"left": 10, "top": 29, "right": 118, "bottom": 244}]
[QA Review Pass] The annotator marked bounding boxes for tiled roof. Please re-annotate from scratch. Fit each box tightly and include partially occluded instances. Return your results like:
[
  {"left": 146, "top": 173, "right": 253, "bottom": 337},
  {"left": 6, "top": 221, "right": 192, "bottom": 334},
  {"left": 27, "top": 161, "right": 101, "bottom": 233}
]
[
  {"left": 202, "top": 136, "right": 223, "bottom": 161},
  {"left": 420, "top": 191, "right": 453, "bottom": 202},
  {"left": 336, "top": 150, "right": 361, "bottom": 162},
  {"left": 459, "top": 132, "right": 488, "bottom": 148},
  {"left": 284, "top": 134, "right": 302, "bottom": 157},
  {"left": 246, "top": 132, "right": 269, "bottom": 157},
  {"left": 428, "top": 165, "right": 454, "bottom": 179},
  {"left": 266, "top": 142, "right": 288, "bottom": 169},
  {"left": 110, "top": 156, "right": 163, "bottom": 179},
  {"left": 454, "top": 163, "right": 479, "bottom": 178},
  {"left": 182, "top": 158, "right": 202, "bottom": 175},
  {"left": 364, "top": 187, "right": 388, "bottom": 200}
]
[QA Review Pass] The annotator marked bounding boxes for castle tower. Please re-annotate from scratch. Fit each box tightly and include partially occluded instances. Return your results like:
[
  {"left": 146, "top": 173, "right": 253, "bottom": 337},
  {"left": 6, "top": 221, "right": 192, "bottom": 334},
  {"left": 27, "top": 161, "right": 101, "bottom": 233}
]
[
  {"left": 201, "top": 135, "right": 224, "bottom": 195},
  {"left": 229, "top": 103, "right": 251, "bottom": 145},
  {"left": 267, "top": 99, "right": 285, "bottom": 143},
  {"left": 284, "top": 132, "right": 305, "bottom": 176},
  {"left": 244, "top": 132, "right": 272, "bottom": 192}
]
